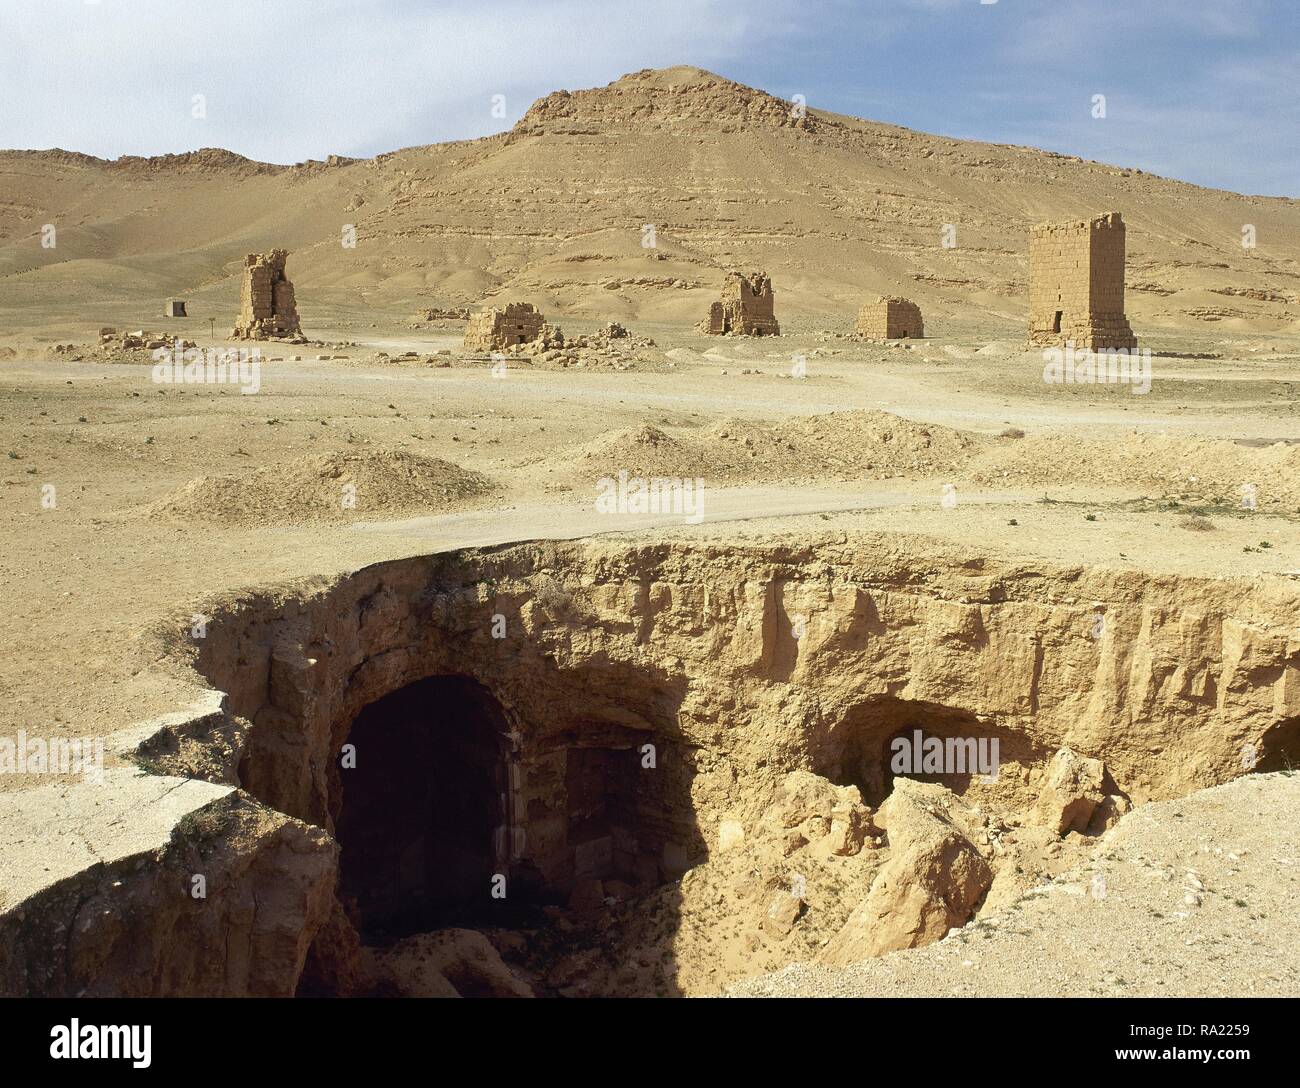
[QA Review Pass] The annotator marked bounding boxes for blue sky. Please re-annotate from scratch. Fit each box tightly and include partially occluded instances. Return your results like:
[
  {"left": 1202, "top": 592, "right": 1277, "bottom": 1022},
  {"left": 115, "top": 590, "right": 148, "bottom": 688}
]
[{"left": 0, "top": 0, "right": 1295, "bottom": 195}]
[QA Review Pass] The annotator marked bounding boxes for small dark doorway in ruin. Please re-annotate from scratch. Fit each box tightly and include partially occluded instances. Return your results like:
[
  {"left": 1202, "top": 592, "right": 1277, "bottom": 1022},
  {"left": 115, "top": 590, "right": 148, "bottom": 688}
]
[
  {"left": 335, "top": 675, "right": 509, "bottom": 940},
  {"left": 1052, "top": 310, "right": 1063, "bottom": 333}
]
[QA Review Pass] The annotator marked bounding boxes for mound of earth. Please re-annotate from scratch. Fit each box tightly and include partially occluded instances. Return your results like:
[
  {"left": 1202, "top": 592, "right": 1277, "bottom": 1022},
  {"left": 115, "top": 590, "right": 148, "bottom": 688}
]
[
  {"left": 970, "top": 432, "right": 1300, "bottom": 510},
  {"left": 554, "top": 411, "right": 980, "bottom": 487},
  {"left": 147, "top": 450, "right": 498, "bottom": 526}
]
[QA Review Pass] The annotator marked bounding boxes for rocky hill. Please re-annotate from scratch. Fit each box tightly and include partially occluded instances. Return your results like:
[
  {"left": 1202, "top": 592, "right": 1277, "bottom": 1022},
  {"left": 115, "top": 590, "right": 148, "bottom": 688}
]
[{"left": 1, "top": 65, "right": 1297, "bottom": 335}]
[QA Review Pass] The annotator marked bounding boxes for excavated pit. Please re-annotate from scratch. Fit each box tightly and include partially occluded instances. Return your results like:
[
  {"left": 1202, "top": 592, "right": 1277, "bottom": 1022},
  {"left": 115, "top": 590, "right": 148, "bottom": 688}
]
[{"left": 114, "top": 532, "right": 1300, "bottom": 997}]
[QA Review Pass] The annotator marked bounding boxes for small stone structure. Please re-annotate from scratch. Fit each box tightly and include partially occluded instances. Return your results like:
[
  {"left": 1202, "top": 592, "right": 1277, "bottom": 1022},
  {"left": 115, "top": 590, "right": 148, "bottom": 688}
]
[
  {"left": 857, "top": 296, "right": 923, "bottom": 339},
  {"left": 1028, "top": 212, "right": 1136, "bottom": 350},
  {"left": 700, "top": 271, "right": 780, "bottom": 336},
  {"left": 413, "top": 306, "right": 471, "bottom": 322},
  {"left": 231, "top": 250, "right": 303, "bottom": 340},
  {"left": 464, "top": 302, "right": 549, "bottom": 351},
  {"left": 164, "top": 299, "right": 187, "bottom": 318}
]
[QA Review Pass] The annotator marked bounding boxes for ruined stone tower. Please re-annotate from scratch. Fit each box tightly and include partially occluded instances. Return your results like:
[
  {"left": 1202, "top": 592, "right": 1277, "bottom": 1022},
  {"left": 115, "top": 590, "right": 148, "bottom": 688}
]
[
  {"left": 700, "top": 271, "right": 780, "bottom": 336},
  {"left": 463, "top": 302, "right": 548, "bottom": 351},
  {"left": 1028, "top": 212, "right": 1136, "bottom": 350},
  {"left": 857, "top": 296, "right": 924, "bottom": 339},
  {"left": 232, "top": 250, "right": 303, "bottom": 340}
]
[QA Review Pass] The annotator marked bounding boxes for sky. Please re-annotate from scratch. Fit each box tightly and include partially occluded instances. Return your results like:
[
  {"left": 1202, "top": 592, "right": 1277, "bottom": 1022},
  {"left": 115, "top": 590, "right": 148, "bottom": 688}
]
[{"left": 0, "top": 0, "right": 1295, "bottom": 196}]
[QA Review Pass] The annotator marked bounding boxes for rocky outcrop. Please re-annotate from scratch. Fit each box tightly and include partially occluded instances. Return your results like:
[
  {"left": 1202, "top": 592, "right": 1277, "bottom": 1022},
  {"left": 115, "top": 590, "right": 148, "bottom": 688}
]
[
  {"left": 819, "top": 780, "right": 992, "bottom": 963},
  {"left": 0, "top": 776, "right": 336, "bottom": 997},
  {"left": 1032, "top": 747, "right": 1108, "bottom": 835},
  {"left": 513, "top": 66, "right": 819, "bottom": 138}
]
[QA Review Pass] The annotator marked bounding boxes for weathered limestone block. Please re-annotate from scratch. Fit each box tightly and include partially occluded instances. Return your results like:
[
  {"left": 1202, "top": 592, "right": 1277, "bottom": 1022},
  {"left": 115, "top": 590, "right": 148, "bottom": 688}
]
[
  {"left": 1032, "top": 746, "right": 1107, "bottom": 835},
  {"left": 1088, "top": 792, "right": 1133, "bottom": 835},
  {"left": 762, "top": 888, "right": 805, "bottom": 937},
  {"left": 819, "top": 780, "right": 991, "bottom": 963}
]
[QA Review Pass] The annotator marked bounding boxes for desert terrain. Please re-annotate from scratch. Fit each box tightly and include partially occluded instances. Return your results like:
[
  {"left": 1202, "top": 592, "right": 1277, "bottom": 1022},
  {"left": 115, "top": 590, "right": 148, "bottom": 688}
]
[{"left": 0, "top": 67, "right": 1297, "bottom": 1000}]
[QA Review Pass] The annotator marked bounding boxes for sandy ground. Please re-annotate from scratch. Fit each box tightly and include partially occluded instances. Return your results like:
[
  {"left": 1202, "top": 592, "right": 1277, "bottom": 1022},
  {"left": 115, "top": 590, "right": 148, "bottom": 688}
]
[
  {"left": 4, "top": 63, "right": 1298, "bottom": 1002},
  {"left": 2, "top": 317, "right": 1299, "bottom": 762}
]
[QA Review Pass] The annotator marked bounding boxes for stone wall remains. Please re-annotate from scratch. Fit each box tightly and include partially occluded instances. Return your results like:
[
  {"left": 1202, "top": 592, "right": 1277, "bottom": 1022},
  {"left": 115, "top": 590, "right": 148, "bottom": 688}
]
[
  {"left": 700, "top": 271, "right": 780, "bottom": 336},
  {"left": 232, "top": 250, "right": 303, "bottom": 340},
  {"left": 464, "top": 302, "right": 548, "bottom": 351}
]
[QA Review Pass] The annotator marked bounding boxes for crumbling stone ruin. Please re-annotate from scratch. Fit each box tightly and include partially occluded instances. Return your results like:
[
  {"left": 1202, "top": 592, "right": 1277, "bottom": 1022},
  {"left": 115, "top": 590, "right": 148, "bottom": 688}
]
[
  {"left": 857, "top": 296, "right": 924, "bottom": 339},
  {"left": 700, "top": 271, "right": 780, "bottom": 336},
  {"left": 412, "top": 306, "right": 470, "bottom": 323},
  {"left": 48, "top": 327, "right": 200, "bottom": 363},
  {"left": 164, "top": 299, "right": 187, "bottom": 318},
  {"left": 1028, "top": 212, "right": 1136, "bottom": 350},
  {"left": 232, "top": 250, "right": 303, "bottom": 340},
  {"left": 463, "top": 302, "right": 554, "bottom": 352},
  {"left": 526, "top": 321, "right": 657, "bottom": 369}
]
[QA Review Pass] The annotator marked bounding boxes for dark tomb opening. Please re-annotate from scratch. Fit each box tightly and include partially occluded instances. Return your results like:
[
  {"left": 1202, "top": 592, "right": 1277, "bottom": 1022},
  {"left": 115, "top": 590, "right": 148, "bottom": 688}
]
[{"left": 335, "top": 675, "right": 509, "bottom": 941}]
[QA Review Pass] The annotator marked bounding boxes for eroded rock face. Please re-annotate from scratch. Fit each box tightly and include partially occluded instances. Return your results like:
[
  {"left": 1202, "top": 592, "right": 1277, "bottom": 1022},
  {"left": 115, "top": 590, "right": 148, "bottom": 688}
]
[
  {"left": 819, "top": 780, "right": 992, "bottom": 964},
  {"left": 193, "top": 535, "right": 1300, "bottom": 831},
  {"left": 0, "top": 788, "right": 336, "bottom": 997}
]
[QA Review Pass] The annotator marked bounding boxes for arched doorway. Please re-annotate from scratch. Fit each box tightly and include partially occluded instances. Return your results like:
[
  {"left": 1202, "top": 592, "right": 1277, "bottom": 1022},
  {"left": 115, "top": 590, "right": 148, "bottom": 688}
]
[{"left": 335, "top": 675, "right": 509, "bottom": 940}]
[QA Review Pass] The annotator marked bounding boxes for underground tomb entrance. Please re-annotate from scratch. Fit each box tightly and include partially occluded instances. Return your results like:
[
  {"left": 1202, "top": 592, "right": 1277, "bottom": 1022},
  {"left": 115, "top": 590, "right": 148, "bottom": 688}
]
[
  {"left": 334, "top": 675, "right": 510, "bottom": 940},
  {"left": 330, "top": 671, "right": 702, "bottom": 950},
  {"left": 815, "top": 695, "right": 1039, "bottom": 807},
  {"left": 1257, "top": 714, "right": 1300, "bottom": 774}
]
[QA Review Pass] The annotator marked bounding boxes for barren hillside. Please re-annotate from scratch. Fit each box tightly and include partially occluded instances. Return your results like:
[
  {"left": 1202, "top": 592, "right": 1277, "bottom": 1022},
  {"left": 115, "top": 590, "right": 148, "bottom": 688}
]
[{"left": 1, "top": 65, "right": 1297, "bottom": 337}]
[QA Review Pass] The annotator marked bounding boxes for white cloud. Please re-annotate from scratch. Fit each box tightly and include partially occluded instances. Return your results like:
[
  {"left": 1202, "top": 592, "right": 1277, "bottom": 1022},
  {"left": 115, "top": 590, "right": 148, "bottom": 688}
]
[
  {"left": 0, "top": 0, "right": 1291, "bottom": 194},
  {"left": 0, "top": 0, "right": 791, "bottom": 161}
]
